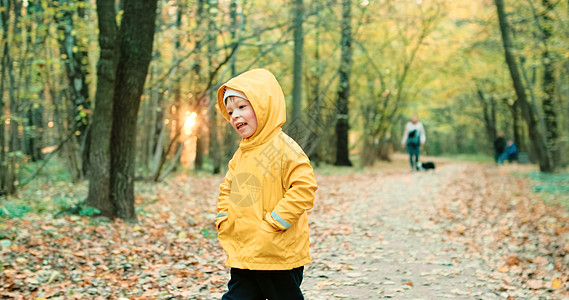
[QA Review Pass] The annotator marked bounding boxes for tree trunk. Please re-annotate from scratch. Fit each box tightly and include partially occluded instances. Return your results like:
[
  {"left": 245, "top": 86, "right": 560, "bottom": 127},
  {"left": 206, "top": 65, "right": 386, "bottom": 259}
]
[
  {"left": 511, "top": 100, "right": 523, "bottom": 153},
  {"left": 335, "top": 0, "right": 352, "bottom": 166},
  {"left": 194, "top": 133, "right": 204, "bottom": 170},
  {"left": 477, "top": 89, "right": 497, "bottom": 142},
  {"left": 25, "top": 106, "right": 43, "bottom": 162},
  {"left": 21, "top": 2, "right": 43, "bottom": 163},
  {"left": 494, "top": 0, "right": 553, "bottom": 172},
  {"left": 193, "top": 0, "right": 205, "bottom": 170},
  {"left": 168, "top": 1, "right": 183, "bottom": 173},
  {"left": 540, "top": 0, "right": 559, "bottom": 165},
  {"left": 110, "top": 0, "right": 158, "bottom": 221},
  {"left": 2, "top": 0, "right": 19, "bottom": 195},
  {"left": 55, "top": 0, "right": 90, "bottom": 175},
  {"left": 290, "top": 0, "right": 303, "bottom": 139},
  {"left": 208, "top": 0, "right": 221, "bottom": 174},
  {"left": 0, "top": 0, "right": 8, "bottom": 195},
  {"left": 229, "top": 0, "right": 238, "bottom": 76},
  {"left": 86, "top": 0, "right": 120, "bottom": 218},
  {"left": 145, "top": 4, "right": 163, "bottom": 176}
]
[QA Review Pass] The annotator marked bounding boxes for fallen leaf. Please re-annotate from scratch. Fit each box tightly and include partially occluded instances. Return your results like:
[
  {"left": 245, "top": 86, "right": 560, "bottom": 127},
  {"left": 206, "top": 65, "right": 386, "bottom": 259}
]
[
  {"left": 456, "top": 224, "right": 465, "bottom": 235},
  {"left": 504, "top": 255, "right": 520, "bottom": 266},
  {"left": 551, "top": 277, "right": 562, "bottom": 289},
  {"left": 498, "top": 266, "right": 509, "bottom": 273}
]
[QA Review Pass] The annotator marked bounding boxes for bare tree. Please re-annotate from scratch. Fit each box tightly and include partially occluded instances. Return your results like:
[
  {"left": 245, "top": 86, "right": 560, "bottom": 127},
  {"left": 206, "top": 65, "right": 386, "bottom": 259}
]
[
  {"left": 494, "top": 0, "right": 553, "bottom": 172},
  {"left": 335, "top": 0, "right": 353, "bottom": 166},
  {"left": 110, "top": 0, "right": 159, "bottom": 221},
  {"left": 87, "top": 0, "right": 158, "bottom": 220},
  {"left": 290, "top": 0, "right": 304, "bottom": 139},
  {"left": 86, "top": 0, "right": 120, "bottom": 217}
]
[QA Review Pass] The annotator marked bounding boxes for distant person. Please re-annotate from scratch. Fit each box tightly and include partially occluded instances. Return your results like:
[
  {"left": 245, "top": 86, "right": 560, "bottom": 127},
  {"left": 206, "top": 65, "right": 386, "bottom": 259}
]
[
  {"left": 215, "top": 69, "right": 318, "bottom": 299},
  {"left": 500, "top": 139, "right": 518, "bottom": 164},
  {"left": 493, "top": 132, "right": 506, "bottom": 165},
  {"left": 401, "top": 114, "right": 426, "bottom": 171}
]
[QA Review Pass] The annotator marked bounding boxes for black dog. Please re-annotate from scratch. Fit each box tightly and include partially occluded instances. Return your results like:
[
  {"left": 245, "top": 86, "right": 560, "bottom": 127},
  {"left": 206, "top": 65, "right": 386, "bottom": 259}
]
[{"left": 417, "top": 161, "right": 436, "bottom": 171}]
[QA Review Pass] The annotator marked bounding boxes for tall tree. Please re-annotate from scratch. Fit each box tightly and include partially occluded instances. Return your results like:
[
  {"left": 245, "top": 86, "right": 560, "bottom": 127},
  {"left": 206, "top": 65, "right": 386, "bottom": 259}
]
[
  {"left": 208, "top": 0, "right": 221, "bottom": 174},
  {"left": 110, "top": 0, "right": 159, "bottom": 221},
  {"left": 494, "top": 0, "right": 553, "bottom": 172},
  {"left": 22, "top": 1, "right": 45, "bottom": 163},
  {"left": 86, "top": 0, "right": 120, "bottom": 217},
  {"left": 539, "top": 0, "right": 560, "bottom": 164},
  {"left": 193, "top": 0, "right": 206, "bottom": 171},
  {"left": 0, "top": 0, "right": 9, "bottom": 195},
  {"left": 55, "top": 0, "right": 90, "bottom": 175},
  {"left": 87, "top": 0, "right": 158, "bottom": 220},
  {"left": 335, "top": 0, "right": 353, "bottom": 166},
  {"left": 291, "top": 0, "right": 304, "bottom": 136},
  {"left": 224, "top": 0, "right": 239, "bottom": 163}
]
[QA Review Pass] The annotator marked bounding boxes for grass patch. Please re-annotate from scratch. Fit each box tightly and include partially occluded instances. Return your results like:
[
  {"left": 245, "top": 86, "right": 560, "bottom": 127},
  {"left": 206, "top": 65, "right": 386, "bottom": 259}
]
[
  {"left": 314, "top": 163, "right": 364, "bottom": 176},
  {"left": 1, "top": 157, "right": 89, "bottom": 220},
  {"left": 525, "top": 170, "right": 569, "bottom": 211}
]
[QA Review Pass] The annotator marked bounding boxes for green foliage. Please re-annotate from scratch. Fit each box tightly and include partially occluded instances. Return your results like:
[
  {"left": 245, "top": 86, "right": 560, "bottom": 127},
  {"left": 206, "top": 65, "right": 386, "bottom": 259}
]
[
  {"left": 53, "top": 196, "right": 102, "bottom": 218},
  {"left": 0, "top": 194, "right": 99, "bottom": 219},
  {"left": 527, "top": 171, "right": 569, "bottom": 210},
  {"left": 20, "top": 157, "right": 74, "bottom": 183},
  {"left": 200, "top": 228, "right": 217, "bottom": 239},
  {"left": 79, "top": 206, "right": 101, "bottom": 216},
  {"left": 0, "top": 204, "right": 32, "bottom": 219}
]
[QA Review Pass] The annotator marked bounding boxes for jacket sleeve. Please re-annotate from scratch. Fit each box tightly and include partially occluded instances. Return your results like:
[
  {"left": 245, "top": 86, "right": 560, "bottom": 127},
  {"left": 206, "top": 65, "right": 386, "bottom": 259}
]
[
  {"left": 265, "top": 142, "right": 317, "bottom": 231},
  {"left": 215, "top": 158, "right": 234, "bottom": 230},
  {"left": 401, "top": 122, "right": 410, "bottom": 145},
  {"left": 420, "top": 123, "right": 427, "bottom": 144}
]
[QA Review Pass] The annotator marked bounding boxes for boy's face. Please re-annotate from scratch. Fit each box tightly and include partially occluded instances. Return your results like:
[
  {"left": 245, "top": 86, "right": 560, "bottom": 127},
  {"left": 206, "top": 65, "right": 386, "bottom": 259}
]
[{"left": 225, "top": 96, "right": 258, "bottom": 139}]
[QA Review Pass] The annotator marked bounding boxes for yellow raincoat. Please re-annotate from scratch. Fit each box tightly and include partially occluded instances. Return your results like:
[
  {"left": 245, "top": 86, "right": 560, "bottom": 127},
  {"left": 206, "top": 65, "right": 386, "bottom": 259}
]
[{"left": 215, "top": 69, "right": 318, "bottom": 270}]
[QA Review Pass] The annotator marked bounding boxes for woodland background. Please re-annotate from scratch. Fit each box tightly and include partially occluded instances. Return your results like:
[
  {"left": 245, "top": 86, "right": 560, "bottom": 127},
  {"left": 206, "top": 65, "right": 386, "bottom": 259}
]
[
  {"left": 1, "top": 0, "right": 568, "bottom": 217},
  {"left": 1, "top": 0, "right": 569, "bottom": 298}
]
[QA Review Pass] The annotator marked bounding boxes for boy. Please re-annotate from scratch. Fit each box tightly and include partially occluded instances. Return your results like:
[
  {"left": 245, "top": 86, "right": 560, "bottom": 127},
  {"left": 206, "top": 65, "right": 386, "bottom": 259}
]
[{"left": 215, "top": 68, "right": 318, "bottom": 300}]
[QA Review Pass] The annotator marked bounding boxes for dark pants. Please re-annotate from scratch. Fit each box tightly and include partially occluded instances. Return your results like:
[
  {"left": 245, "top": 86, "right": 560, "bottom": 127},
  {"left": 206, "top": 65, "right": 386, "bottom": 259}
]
[
  {"left": 494, "top": 151, "right": 503, "bottom": 164},
  {"left": 407, "top": 144, "right": 420, "bottom": 170},
  {"left": 222, "top": 267, "right": 304, "bottom": 300}
]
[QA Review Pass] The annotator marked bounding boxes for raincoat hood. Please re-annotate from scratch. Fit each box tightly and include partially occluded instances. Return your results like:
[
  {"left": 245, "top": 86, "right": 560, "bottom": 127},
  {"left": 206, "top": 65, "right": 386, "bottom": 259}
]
[{"left": 217, "top": 68, "right": 286, "bottom": 150}]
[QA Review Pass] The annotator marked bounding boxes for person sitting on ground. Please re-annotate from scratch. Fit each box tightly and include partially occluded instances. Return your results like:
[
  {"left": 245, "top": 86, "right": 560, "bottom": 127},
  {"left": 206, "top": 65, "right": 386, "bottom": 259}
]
[{"left": 499, "top": 139, "right": 518, "bottom": 164}]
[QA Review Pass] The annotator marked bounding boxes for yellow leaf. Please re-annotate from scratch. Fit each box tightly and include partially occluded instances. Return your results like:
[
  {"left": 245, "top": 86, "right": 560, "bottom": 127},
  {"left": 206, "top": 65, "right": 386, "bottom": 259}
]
[
  {"left": 36, "top": 298, "right": 48, "bottom": 300},
  {"left": 178, "top": 231, "right": 187, "bottom": 239},
  {"left": 456, "top": 224, "right": 465, "bottom": 235},
  {"left": 552, "top": 277, "right": 562, "bottom": 289},
  {"left": 133, "top": 226, "right": 142, "bottom": 232},
  {"left": 498, "top": 266, "right": 509, "bottom": 273}
]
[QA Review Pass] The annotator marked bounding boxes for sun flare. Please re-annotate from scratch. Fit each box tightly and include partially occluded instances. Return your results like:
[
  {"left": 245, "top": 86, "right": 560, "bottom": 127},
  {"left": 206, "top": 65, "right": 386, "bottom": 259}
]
[{"left": 183, "top": 112, "right": 197, "bottom": 135}]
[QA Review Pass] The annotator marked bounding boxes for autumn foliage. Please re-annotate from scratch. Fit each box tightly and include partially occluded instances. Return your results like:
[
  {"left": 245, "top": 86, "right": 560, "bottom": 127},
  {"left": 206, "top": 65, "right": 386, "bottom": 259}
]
[{"left": 435, "top": 164, "right": 569, "bottom": 297}]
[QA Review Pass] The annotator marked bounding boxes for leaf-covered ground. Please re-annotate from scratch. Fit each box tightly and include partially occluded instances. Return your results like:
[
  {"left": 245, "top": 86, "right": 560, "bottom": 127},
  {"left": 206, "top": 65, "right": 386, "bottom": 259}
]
[{"left": 1, "top": 155, "right": 568, "bottom": 299}]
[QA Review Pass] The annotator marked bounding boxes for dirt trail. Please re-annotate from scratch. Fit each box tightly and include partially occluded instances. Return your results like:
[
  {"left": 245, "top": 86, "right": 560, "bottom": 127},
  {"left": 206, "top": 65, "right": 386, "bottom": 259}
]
[{"left": 302, "top": 161, "right": 501, "bottom": 299}]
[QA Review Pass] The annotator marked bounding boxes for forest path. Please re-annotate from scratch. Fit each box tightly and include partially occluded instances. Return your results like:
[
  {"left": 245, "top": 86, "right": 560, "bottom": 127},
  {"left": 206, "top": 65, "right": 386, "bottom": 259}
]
[
  {"left": 302, "top": 158, "right": 501, "bottom": 299},
  {"left": 3, "top": 155, "right": 567, "bottom": 299}
]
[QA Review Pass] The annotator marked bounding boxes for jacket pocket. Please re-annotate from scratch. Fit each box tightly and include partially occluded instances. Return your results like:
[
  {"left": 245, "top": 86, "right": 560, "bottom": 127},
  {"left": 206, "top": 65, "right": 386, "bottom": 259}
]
[
  {"left": 254, "top": 220, "right": 292, "bottom": 261},
  {"left": 217, "top": 220, "right": 235, "bottom": 256}
]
